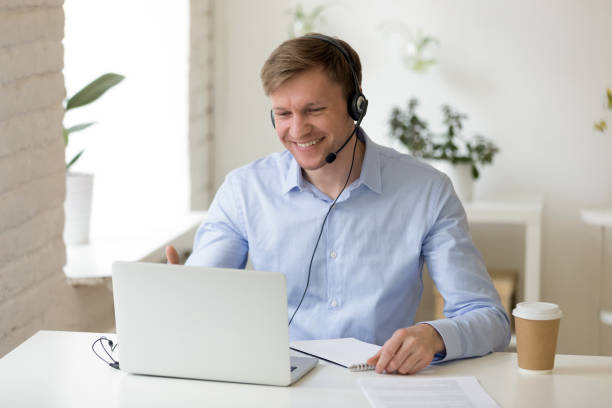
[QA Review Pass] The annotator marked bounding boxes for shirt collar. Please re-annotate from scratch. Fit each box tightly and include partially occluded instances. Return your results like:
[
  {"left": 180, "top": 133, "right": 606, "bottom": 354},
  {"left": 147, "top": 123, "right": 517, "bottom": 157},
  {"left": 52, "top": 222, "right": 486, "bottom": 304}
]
[
  {"left": 357, "top": 129, "right": 382, "bottom": 194},
  {"left": 282, "top": 153, "right": 303, "bottom": 194},
  {"left": 281, "top": 127, "right": 383, "bottom": 195}
]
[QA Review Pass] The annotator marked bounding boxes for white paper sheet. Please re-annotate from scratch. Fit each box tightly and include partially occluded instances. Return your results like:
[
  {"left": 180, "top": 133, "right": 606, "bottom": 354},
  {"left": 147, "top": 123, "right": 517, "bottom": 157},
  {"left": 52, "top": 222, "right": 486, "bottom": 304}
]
[{"left": 358, "top": 376, "right": 499, "bottom": 408}]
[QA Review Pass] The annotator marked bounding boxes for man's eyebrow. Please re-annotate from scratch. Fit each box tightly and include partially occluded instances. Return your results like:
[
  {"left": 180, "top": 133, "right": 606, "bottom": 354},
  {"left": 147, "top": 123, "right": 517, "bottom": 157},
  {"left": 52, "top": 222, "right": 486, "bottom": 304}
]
[{"left": 272, "top": 102, "right": 325, "bottom": 111}]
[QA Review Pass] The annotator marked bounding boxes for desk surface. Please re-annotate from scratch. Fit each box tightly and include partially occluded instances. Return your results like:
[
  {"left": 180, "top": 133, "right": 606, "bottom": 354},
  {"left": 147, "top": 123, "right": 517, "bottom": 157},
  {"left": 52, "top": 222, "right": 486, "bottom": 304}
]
[{"left": 2, "top": 331, "right": 611, "bottom": 408}]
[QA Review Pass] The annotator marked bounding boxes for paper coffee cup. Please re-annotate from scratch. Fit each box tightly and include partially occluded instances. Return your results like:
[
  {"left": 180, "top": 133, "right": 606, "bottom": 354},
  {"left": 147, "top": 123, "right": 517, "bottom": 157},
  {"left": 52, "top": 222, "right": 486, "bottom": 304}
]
[{"left": 512, "top": 302, "right": 562, "bottom": 374}]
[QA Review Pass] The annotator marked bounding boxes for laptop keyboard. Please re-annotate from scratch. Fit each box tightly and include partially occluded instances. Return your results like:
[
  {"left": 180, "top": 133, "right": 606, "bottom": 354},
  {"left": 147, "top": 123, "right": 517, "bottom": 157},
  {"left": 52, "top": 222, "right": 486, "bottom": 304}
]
[{"left": 290, "top": 366, "right": 297, "bottom": 372}]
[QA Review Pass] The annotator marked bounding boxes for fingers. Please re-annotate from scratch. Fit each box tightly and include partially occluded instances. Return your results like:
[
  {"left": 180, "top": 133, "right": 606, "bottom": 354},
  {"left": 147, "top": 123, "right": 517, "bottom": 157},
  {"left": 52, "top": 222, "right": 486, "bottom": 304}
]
[
  {"left": 375, "top": 329, "right": 406, "bottom": 374},
  {"left": 395, "top": 340, "right": 434, "bottom": 374},
  {"left": 398, "top": 349, "right": 431, "bottom": 375},
  {"left": 367, "top": 349, "right": 381, "bottom": 366},
  {"left": 406, "top": 357, "right": 430, "bottom": 375},
  {"left": 375, "top": 326, "right": 437, "bottom": 375},
  {"left": 385, "top": 336, "right": 415, "bottom": 373},
  {"left": 165, "top": 245, "right": 180, "bottom": 264},
  {"left": 397, "top": 355, "right": 422, "bottom": 375}
]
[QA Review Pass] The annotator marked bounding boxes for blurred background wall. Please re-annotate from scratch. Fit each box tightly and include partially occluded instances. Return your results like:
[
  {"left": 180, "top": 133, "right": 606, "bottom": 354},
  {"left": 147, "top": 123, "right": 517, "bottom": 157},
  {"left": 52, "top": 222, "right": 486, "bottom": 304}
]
[{"left": 211, "top": 0, "right": 612, "bottom": 355}]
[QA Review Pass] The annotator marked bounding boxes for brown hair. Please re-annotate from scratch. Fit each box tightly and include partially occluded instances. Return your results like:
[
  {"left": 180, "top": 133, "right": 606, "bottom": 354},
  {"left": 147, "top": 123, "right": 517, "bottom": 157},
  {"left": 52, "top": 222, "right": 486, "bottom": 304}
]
[{"left": 260, "top": 33, "right": 362, "bottom": 100}]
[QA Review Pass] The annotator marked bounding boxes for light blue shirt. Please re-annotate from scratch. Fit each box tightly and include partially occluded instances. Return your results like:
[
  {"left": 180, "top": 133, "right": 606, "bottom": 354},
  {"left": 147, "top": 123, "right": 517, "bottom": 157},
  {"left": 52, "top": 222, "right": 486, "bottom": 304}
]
[{"left": 186, "top": 130, "right": 511, "bottom": 362}]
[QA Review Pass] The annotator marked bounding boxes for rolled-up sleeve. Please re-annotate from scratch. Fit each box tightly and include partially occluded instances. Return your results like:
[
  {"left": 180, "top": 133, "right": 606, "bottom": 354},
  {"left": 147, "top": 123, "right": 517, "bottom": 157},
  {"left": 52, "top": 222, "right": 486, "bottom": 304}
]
[
  {"left": 420, "top": 175, "right": 511, "bottom": 362},
  {"left": 185, "top": 174, "right": 249, "bottom": 269}
]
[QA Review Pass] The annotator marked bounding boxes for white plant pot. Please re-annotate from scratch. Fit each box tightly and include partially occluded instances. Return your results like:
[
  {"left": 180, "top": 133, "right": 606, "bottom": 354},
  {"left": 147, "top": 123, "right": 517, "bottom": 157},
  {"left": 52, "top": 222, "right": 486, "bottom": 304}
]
[
  {"left": 426, "top": 160, "right": 473, "bottom": 204},
  {"left": 64, "top": 172, "right": 94, "bottom": 245}
]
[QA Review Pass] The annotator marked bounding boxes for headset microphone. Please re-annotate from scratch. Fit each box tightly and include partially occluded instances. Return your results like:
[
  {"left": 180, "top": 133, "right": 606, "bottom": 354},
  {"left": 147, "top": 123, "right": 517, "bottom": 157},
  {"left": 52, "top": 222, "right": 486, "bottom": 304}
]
[{"left": 324, "top": 99, "right": 368, "bottom": 164}]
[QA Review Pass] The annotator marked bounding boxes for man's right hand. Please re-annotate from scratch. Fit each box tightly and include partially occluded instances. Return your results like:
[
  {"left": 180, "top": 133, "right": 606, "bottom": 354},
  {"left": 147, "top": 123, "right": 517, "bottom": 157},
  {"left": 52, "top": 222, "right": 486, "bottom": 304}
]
[{"left": 166, "top": 245, "right": 180, "bottom": 264}]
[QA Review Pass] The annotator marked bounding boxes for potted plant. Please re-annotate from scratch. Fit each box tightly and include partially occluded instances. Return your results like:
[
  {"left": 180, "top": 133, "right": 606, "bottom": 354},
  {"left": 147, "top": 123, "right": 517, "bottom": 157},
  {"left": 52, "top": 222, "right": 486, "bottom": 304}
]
[
  {"left": 64, "top": 73, "right": 124, "bottom": 245},
  {"left": 389, "top": 98, "right": 498, "bottom": 203}
]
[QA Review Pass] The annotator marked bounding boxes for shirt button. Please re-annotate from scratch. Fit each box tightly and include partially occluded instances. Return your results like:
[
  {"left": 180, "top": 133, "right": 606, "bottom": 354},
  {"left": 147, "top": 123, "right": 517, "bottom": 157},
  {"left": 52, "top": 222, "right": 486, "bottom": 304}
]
[
  {"left": 331, "top": 300, "right": 337, "bottom": 308},
  {"left": 330, "top": 251, "right": 337, "bottom": 259}
]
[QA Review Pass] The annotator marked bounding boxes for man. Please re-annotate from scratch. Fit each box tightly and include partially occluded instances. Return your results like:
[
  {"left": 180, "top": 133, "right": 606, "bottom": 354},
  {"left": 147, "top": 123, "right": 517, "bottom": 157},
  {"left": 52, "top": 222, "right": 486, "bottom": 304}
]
[{"left": 167, "top": 34, "right": 510, "bottom": 375}]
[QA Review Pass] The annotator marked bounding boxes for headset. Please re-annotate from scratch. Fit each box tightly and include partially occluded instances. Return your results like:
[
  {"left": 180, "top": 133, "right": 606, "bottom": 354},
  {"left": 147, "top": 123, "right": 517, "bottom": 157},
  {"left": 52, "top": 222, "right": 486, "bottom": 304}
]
[
  {"left": 270, "top": 34, "right": 368, "bottom": 164},
  {"left": 280, "top": 34, "right": 368, "bottom": 327},
  {"left": 92, "top": 336, "right": 120, "bottom": 369}
]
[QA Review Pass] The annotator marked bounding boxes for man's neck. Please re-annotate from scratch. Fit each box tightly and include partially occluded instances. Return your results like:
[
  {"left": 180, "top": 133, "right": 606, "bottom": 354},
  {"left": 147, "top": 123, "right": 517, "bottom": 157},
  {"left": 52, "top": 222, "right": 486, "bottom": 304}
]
[{"left": 302, "top": 137, "right": 366, "bottom": 200}]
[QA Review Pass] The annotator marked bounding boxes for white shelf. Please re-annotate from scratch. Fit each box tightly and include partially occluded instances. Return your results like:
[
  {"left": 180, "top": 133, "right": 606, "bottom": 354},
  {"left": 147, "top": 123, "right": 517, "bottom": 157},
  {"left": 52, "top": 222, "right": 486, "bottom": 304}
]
[
  {"left": 581, "top": 207, "right": 612, "bottom": 227},
  {"left": 465, "top": 197, "right": 543, "bottom": 302},
  {"left": 465, "top": 199, "right": 543, "bottom": 225},
  {"left": 63, "top": 211, "right": 206, "bottom": 285},
  {"left": 601, "top": 311, "right": 612, "bottom": 326}
]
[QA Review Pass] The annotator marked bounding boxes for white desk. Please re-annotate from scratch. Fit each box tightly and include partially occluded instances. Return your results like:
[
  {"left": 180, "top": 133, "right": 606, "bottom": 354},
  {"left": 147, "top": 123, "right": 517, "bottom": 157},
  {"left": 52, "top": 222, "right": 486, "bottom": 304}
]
[
  {"left": 2, "top": 331, "right": 611, "bottom": 408},
  {"left": 465, "top": 199, "right": 543, "bottom": 302}
]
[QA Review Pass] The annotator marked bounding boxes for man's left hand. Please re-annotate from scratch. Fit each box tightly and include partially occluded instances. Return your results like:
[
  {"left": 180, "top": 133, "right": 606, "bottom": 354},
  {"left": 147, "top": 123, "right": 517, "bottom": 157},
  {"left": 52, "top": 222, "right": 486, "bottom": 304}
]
[{"left": 366, "top": 324, "right": 445, "bottom": 375}]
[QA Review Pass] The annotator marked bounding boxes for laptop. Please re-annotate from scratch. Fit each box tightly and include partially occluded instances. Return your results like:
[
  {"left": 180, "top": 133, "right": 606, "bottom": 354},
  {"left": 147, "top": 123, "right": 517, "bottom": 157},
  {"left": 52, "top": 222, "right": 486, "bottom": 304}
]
[{"left": 111, "top": 261, "right": 318, "bottom": 386}]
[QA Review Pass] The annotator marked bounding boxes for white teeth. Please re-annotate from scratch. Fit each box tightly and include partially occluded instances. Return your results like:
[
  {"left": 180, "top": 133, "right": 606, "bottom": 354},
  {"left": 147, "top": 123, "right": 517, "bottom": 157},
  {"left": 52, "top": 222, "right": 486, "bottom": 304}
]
[{"left": 297, "top": 138, "right": 322, "bottom": 148}]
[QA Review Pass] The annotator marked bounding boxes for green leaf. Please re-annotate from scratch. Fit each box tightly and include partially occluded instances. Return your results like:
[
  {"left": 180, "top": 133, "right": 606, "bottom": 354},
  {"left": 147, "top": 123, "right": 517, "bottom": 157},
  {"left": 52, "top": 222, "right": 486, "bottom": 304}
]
[
  {"left": 389, "top": 97, "right": 498, "bottom": 175},
  {"left": 66, "top": 73, "right": 125, "bottom": 111},
  {"left": 66, "top": 122, "right": 96, "bottom": 134},
  {"left": 419, "top": 36, "right": 439, "bottom": 49},
  {"left": 410, "top": 59, "right": 437, "bottom": 72},
  {"left": 64, "top": 122, "right": 96, "bottom": 148},
  {"left": 471, "top": 165, "right": 479, "bottom": 179},
  {"left": 607, "top": 88, "right": 612, "bottom": 110},
  {"left": 594, "top": 120, "right": 607, "bottom": 132},
  {"left": 66, "top": 150, "right": 84, "bottom": 170},
  {"left": 66, "top": 149, "right": 84, "bottom": 171}
]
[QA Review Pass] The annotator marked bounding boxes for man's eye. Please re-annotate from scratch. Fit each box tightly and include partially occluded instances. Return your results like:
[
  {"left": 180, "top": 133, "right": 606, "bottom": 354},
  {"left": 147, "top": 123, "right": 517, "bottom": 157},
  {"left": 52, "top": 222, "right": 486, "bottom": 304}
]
[
  {"left": 277, "top": 112, "right": 290, "bottom": 117},
  {"left": 309, "top": 107, "right": 325, "bottom": 113}
]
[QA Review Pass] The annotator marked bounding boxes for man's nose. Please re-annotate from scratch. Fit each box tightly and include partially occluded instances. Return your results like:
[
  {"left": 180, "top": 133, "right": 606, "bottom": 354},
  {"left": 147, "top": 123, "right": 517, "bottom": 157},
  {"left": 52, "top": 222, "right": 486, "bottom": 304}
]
[{"left": 289, "top": 113, "right": 311, "bottom": 139}]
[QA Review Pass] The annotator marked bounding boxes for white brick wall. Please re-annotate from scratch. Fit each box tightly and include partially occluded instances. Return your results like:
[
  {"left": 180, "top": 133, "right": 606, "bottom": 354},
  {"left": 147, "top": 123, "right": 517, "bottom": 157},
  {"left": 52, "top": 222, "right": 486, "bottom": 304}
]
[
  {"left": 0, "top": 0, "right": 113, "bottom": 357},
  {"left": 189, "top": 0, "right": 215, "bottom": 209}
]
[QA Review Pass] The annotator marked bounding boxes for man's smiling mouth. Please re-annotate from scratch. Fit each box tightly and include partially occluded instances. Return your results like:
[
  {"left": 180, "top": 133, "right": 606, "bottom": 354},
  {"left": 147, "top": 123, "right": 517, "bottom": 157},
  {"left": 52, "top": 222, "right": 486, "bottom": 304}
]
[{"left": 296, "top": 138, "right": 323, "bottom": 148}]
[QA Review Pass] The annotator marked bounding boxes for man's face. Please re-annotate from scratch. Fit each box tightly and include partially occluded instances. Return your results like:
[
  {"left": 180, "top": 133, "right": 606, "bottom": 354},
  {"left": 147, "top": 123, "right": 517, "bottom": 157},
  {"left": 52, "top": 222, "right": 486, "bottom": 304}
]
[{"left": 269, "top": 66, "right": 354, "bottom": 171}]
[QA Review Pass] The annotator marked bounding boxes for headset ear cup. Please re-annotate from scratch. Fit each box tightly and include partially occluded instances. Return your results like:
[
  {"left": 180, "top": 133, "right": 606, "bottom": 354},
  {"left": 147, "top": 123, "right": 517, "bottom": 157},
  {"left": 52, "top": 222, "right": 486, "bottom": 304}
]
[
  {"left": 270, "top": 110, "right": 276, "bottom": 128},
  {"left": 347, "top": 91, "right": 359, "bottom": 121},
  {"left": 348, "top": 92, "right": 367, "bottom": 121},
  {"left": 357, "top": 94, "right": 368, "bottom": 119}
]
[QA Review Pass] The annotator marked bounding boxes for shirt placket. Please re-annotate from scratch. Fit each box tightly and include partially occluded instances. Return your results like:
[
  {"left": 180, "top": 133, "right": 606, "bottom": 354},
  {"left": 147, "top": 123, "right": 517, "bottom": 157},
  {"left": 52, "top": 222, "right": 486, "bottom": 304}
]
[{"left": 325, "top": 207, "right": 342, "bottom": 311}]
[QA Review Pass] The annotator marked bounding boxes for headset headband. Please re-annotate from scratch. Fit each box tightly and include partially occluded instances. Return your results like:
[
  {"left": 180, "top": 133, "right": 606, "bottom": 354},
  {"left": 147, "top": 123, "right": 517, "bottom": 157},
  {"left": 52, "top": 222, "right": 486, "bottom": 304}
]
[
  {"left": 302, "top": 33, "right": 367, "bottom": 122},
  {"left": 303, "top": 34, "right": 361, "bottom": 94}
]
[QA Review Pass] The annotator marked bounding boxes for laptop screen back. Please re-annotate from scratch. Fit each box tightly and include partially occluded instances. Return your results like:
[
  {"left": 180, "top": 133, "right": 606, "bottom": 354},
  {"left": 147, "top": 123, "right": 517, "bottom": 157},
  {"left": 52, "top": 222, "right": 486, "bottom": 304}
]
[{"left": 112, "top": 261, "right": 292, "bottom": 385}]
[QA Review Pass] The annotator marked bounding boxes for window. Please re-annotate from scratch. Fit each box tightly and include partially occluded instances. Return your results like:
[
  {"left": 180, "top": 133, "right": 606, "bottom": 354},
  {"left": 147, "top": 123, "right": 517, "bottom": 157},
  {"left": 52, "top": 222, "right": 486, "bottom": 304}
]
[{"left": 63, "top": 1, "right": 190, "bottom": 237}]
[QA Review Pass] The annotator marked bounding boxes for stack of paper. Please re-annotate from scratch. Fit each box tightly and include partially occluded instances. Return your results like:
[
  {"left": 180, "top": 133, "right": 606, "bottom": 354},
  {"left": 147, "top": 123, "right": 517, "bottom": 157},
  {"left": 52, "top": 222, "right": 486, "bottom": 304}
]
[{"left": 358, "top": 376, "right": 500, "bottom": 408}]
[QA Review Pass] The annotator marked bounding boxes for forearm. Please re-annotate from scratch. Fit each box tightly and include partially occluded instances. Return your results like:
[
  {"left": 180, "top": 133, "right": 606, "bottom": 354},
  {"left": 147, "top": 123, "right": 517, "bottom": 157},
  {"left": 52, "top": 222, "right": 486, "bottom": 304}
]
[
  {"left": 185, "top": 221, "right": 248, "bottom": 268},
  {"left": 423, "top": 305, "right": 511, "bottom": 362},
  {"left": 185, "top": 174, "right": 249, "bottom": 269},
  {"left": 185, "top": 240, "right": 248, "bottom": 268}
]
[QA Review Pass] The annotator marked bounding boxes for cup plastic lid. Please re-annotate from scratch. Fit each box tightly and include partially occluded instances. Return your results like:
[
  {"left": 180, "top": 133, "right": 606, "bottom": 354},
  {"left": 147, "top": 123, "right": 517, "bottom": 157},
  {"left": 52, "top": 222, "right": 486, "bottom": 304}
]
[{"left": 512, "top": 302, "right": 563, "bottom": 320}]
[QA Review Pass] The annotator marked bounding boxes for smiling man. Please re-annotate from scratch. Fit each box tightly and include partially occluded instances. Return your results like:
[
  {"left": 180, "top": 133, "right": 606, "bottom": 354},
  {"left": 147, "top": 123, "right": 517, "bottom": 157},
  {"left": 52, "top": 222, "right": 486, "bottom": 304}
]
[
  {"left": 170, "top": 34, "right": 510, "bottom": 375},
  {"left": 269, "top": 65, "right": 360, "bottom": 199}
]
